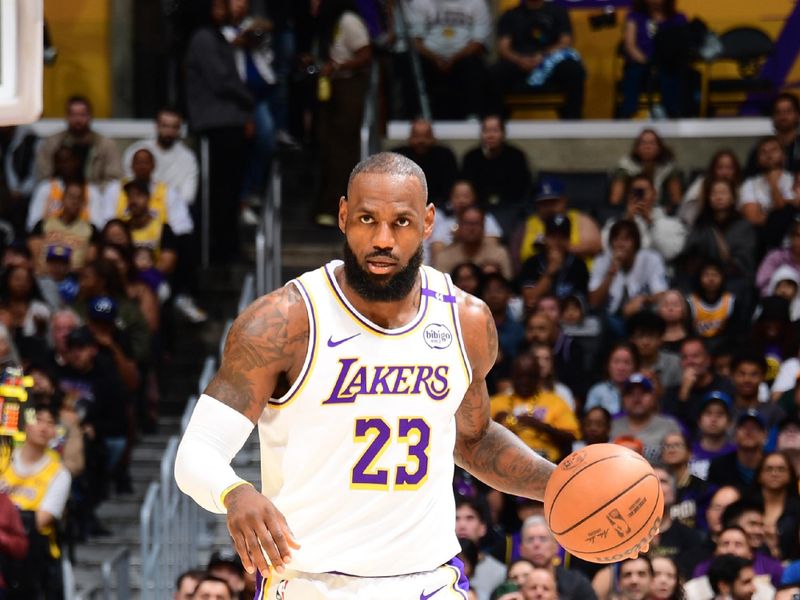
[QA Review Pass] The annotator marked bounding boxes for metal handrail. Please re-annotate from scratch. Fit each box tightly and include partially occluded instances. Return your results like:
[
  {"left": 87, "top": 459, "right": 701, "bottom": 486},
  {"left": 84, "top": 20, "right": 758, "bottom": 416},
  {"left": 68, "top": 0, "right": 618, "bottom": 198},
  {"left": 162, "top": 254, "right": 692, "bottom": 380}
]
[
  {"left": 198, "top": 355, "right": 217, "bottom": 397},
  {"left": 256, "top": 163, "right": 282, "bottom": 297},
  {"left": 360, "top": 61, "right": 381, "bottom": 161},
  {"left": 239, "top": 273, "right": 255, "bottom": 314},
  {"left": 199, "top": 136, "right": 211, "bottom": 269},
  {"left": 101, "top": 547, "right": 131, "bottom": 600}
]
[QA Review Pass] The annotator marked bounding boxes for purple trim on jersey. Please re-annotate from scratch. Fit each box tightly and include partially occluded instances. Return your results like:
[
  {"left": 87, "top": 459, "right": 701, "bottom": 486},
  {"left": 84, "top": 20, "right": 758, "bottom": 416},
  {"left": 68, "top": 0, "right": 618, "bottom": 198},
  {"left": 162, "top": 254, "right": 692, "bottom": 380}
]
[
  {"left": 268, "top": 278, "right": 316, "bottom": 406},
  {"left": 443, "top": 274, "right": 472, "bottom": 384},
  {"left": 446, "top": 556, "right": 470, "bottom": 597},
  {"left": 254, "top": 570, "right": 264, "bottom": 600},
  {"left": 421, "top": 287, "right": 456, "bottom": 303},
  {"left": 324, "top": 263, "right": 430, "bottom": 335}
]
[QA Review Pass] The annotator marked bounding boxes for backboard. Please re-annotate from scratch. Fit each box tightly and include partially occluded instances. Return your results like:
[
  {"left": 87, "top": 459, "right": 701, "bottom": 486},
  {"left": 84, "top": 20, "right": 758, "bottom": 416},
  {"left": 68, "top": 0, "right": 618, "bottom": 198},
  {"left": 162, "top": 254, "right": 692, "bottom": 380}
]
[{"left": 0, "top": 0, "right": 42, "bottom": 125}]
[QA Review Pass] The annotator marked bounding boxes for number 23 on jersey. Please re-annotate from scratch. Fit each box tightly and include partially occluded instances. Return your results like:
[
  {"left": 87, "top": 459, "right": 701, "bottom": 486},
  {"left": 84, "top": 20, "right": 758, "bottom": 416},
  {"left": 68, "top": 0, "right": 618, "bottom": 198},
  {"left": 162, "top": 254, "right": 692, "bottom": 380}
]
[{"left": 351, "top": 417, "right": 431, "bottom": 490}]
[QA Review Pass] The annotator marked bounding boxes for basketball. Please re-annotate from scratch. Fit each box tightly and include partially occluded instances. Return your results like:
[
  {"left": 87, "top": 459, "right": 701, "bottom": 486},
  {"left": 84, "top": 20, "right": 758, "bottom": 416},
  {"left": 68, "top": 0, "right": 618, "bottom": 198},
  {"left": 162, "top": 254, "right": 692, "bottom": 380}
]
[{"left": 543, "top": 443, "right": 663, "bottom": 564}]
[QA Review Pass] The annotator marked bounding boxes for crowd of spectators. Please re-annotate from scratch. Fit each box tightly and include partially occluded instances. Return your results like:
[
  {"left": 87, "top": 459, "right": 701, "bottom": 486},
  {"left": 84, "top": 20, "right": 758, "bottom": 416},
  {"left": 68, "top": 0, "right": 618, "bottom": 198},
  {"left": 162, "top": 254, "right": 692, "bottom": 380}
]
[
  {"left": 0, "top": 93, "right": 212, "bottom": 596},
  {"left": 379, "top": 92, "right": 800, "bottom": 600}
]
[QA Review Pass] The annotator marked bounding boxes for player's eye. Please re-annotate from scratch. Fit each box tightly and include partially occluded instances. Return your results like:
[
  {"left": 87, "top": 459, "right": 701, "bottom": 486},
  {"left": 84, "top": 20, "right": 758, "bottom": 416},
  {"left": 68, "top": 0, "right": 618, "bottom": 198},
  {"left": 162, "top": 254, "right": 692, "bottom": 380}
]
[
  {"left": 396, "top": 217, "right": 410, "bottom": 227},
  {"left": 359, "top": 215, "right": 374, "bottom": 224}
]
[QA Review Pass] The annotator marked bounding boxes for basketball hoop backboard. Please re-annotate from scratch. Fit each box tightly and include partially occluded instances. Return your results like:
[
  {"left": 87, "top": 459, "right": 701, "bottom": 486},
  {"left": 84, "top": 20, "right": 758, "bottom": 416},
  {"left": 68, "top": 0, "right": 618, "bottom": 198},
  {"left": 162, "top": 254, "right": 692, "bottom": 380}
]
[{"left": 0, "top": 0, "right": 42, "bottom": 125}]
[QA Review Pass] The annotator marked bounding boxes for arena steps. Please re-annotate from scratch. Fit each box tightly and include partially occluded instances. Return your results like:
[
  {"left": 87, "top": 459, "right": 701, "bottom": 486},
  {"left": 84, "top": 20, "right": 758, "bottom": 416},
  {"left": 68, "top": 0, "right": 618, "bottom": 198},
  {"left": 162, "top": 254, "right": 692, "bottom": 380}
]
[{"left": 69, "top": 267, "right": 250, "bottom": 597}]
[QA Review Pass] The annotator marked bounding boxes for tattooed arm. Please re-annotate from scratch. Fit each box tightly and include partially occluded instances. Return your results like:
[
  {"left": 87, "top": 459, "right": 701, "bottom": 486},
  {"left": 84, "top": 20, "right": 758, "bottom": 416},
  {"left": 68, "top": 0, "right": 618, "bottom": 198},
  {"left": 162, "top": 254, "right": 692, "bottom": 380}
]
[
  {"left": 205, "top": 283, "right": 309, "bottom": 421},
  {"left": 454, "top": 291, "right": 555, "bottom": 500},
  {"left": 177, "top": 283, "right": 307, "bottom": 576}
]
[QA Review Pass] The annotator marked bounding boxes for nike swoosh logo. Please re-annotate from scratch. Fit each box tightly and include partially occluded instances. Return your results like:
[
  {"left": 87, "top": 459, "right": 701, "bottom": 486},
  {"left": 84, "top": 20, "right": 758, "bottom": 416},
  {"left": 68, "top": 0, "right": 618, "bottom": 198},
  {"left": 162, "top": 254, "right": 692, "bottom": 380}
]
[
  {"left": 327, "top": 333, "right": 361, "bottom": 347},
  {"left": 420, "top": 585, "right": 446, "bottom": 600}
]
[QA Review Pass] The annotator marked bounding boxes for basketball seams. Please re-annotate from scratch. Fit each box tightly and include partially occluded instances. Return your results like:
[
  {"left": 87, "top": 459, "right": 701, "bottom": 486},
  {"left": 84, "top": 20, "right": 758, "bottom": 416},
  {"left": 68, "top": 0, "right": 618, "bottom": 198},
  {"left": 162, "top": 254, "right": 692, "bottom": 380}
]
[
  {"left": 549, "top": 473, "right": 655, "bottom": 536},
  {"left": 573, "top": 476, "right": 663, "bottom": 558},
  {"left": 545, "top": 452, "right": 646, "bottom": 524}
]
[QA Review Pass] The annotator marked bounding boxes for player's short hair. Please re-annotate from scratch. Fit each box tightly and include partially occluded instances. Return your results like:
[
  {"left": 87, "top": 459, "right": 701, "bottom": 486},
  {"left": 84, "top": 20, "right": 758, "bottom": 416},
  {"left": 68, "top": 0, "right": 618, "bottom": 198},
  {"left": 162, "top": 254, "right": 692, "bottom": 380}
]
[
  {"left": 347, "top": 152, "right": 428, "bottom": 201},
  {"left": 708, "top": 554, "right": 752, "bottom": 593}
]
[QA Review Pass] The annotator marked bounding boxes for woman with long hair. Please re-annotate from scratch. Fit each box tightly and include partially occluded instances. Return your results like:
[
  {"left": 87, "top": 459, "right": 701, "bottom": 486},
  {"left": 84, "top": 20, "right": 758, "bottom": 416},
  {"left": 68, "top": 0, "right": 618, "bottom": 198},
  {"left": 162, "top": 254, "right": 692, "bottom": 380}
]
[
  {"left": 650, "top": 555, "right": 685, "bottom": 600},
  {"left": 681, "top": 178, "right": 756, "bottom": 285},
  {"left": 0, "top": 265, "right": 51, "bottom": 361},
  {"left": 100, "top": 243, "right": 159, "bottom": 334},
  {"left": 755, "top": 451, "right": 800, "bottom": 560},
  {"left": 610, "top": 129, "right": 682, "bottom": 209},
  {"left": 679, "top": 149, "right": 743, "bottom": 227}
]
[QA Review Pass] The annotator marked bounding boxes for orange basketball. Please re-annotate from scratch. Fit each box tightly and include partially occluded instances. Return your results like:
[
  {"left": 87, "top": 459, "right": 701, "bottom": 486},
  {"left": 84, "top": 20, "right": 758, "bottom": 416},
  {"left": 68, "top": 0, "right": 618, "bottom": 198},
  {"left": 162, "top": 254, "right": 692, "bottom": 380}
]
[{"left": 543, "top": 443, "right": 663, "bottom": 564}]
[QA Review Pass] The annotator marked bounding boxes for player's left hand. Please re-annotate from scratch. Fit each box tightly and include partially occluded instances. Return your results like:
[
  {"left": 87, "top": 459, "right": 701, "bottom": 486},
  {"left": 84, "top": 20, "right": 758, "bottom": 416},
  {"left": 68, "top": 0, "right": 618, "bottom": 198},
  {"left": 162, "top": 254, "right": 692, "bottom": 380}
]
[{"left": 224, "top": 483, "right": 301, "bottom": 576}]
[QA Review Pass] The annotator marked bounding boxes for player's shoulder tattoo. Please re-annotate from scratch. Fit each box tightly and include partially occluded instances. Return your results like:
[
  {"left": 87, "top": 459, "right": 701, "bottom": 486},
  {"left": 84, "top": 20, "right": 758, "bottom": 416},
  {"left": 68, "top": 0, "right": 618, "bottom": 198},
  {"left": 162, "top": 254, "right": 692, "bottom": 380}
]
[{"left": 205, "top": 283, "right": 309, "bottom": 419}]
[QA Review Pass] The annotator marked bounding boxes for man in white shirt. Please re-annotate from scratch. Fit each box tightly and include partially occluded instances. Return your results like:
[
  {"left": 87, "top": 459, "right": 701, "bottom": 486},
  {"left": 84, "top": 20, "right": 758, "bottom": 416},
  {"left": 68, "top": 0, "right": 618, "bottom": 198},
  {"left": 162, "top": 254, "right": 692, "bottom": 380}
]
[
  {"left": 123, "top": 107, "right": 199, "bottom": 207},
  {"left": 410, "top": 0, "right": 490, "bottom": 119},
  {"left": 739, "top": 136, "right": 795, "bottom": 228},
  {"left": 119, "top": 142, "right": 207, "bottom": 322},
  {"left": 589, "top": 219, "right": 668, "bottom": 319}
]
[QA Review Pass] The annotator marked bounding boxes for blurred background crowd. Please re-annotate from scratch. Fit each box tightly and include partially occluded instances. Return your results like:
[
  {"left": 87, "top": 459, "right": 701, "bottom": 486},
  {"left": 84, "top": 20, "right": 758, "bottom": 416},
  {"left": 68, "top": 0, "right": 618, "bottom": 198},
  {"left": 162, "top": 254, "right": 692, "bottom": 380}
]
[{"left": 1, "top": 0, "right": 800, "bottom": 598}]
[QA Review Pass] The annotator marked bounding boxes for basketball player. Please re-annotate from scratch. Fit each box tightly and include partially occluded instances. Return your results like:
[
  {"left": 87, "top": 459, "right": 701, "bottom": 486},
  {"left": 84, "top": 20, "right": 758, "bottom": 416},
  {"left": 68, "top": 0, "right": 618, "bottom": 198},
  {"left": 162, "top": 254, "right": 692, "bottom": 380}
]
[{"left": 175, "top": 153, "right": 555, "bottom": 598}]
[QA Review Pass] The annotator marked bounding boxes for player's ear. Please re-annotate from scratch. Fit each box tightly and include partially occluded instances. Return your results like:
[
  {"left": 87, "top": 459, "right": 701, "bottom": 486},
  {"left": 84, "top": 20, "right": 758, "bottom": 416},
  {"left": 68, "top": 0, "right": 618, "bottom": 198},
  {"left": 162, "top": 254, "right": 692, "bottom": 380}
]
[
  {"left": 423, "top": 203, "right": 435, "bottom": 240},
  {"left": 338, "top": 196, "right": 348, "bottom": 233}
]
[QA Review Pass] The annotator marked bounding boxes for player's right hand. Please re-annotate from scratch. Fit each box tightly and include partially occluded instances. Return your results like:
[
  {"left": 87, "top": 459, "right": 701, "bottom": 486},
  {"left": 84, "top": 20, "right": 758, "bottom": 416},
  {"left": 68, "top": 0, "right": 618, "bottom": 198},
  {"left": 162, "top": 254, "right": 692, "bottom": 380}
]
[{"left": 224, "top": 483, "right": 301, "bottom": 576}]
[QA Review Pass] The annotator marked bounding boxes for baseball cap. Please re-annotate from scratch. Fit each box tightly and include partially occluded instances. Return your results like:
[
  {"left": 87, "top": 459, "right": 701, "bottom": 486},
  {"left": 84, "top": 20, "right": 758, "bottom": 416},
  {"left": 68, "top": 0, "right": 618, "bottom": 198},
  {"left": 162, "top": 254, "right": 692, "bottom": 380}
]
[
  {"left": 208, "top": 549, "right": 244, "bottom": 573},
  {"left": 736, "top": 409, "right": 766, "bottom": 430},
  {"left": 88, "top": 296, "right": 117, "bottom": 322},
  {"left": 45, "top": 244, "right": 72, "bottom": 262},
  {"left": 544, "top": 213, "right": 571, "bottom": 236},
  {"left": 700, "top": 390, "right": 733, "bottom": 414},
  {"left": 534, "top": 177, "right": 565, "bottom": 202},
  {"left": 623, "top": 373, "right": 654, "bottom": 393}
]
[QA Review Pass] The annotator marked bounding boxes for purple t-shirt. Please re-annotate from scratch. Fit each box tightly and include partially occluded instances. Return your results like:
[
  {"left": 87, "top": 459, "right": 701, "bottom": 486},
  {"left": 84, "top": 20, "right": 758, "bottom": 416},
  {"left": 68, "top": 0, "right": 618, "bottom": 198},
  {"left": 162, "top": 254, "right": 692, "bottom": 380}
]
[
  {"left": 689, "top": 441, "right": 737, "bottom": 481},
  {"left": 693, "top": 552, "right": 783, "bottom": 588},
  {"left": 626, "top": 10, "right": 689, "bottom": 60}
]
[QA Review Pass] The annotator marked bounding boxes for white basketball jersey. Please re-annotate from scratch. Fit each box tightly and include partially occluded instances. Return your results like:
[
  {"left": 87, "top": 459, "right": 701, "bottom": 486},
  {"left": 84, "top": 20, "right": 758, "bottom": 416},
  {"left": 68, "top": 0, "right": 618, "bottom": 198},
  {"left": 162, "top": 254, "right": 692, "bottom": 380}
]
[{"left": 257, "top": 260, "right": 472, "bottom": 577}]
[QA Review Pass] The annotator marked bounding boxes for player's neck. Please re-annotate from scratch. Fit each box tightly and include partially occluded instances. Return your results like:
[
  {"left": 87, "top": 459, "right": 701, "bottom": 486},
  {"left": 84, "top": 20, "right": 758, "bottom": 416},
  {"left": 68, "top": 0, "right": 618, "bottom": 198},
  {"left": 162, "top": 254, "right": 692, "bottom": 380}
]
[{"left": 338, "top": 270, "right": 422, "bottom": 330}]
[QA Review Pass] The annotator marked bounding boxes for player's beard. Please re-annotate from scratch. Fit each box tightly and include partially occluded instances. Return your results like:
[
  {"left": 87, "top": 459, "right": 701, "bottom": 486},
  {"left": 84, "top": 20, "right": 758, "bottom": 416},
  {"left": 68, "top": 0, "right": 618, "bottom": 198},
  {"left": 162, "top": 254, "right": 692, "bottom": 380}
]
[{"left": 342, "top": 241, "right": 423, "bottom": 302}]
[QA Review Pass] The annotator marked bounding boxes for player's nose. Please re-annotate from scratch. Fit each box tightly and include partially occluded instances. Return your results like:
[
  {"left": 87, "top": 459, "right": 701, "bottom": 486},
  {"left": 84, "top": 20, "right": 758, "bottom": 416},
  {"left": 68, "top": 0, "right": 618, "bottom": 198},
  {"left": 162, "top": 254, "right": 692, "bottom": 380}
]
[{"left": 372, "top": 222, "right": 396, "bottom": 248}]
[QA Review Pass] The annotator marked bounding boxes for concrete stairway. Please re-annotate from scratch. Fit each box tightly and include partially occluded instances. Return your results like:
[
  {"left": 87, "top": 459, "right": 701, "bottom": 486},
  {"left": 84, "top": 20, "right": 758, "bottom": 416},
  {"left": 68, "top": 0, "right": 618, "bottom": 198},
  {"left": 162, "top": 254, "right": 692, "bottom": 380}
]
[{"left": 69, "top": 147, "right": 334, "bottom": 597}]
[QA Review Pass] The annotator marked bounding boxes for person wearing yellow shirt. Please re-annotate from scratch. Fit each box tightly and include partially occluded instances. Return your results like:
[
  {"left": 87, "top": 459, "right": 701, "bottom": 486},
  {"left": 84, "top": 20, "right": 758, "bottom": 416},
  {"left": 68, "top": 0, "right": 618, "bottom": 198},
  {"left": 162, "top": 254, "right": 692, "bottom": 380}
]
[
  {"left": 0, "top": 402, "right": 71, "bottom": 598},
  {"left": 512, "top": 176, "right": 601, "bottom": 269},
  {"left": 491, "top": 352, "right": 580, "bottom": 462}
]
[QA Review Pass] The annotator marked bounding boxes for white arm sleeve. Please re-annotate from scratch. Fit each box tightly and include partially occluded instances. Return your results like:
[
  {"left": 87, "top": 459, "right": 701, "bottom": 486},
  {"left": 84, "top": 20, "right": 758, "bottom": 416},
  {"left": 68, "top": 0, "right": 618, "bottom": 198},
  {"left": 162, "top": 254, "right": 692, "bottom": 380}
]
[{"left": 174, "top": 394, "right": 255, "bottom": 513}]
